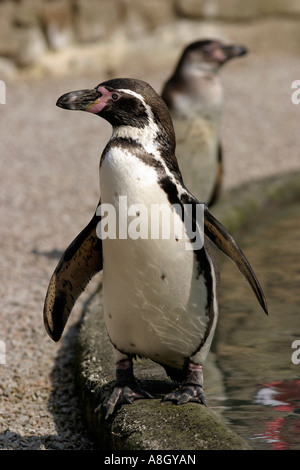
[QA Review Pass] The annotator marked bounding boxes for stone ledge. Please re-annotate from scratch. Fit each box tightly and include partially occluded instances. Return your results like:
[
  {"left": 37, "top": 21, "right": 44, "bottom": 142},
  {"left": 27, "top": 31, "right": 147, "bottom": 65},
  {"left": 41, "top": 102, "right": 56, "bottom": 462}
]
[{"left": 213, "top": 171, "right": 300, "bottom": 232}]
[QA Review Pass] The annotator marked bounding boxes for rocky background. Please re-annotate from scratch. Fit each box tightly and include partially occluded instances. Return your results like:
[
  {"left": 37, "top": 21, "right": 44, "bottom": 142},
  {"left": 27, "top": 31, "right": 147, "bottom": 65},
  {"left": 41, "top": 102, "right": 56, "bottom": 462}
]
[{"left": 1, "top": 0, "right": 300, "bottom": 78}]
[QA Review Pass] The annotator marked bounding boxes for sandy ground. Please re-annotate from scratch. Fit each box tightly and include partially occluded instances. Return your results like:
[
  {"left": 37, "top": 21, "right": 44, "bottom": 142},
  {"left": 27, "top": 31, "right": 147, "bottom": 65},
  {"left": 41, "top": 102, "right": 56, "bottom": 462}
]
[{"left": 0, "top": 32, "right": 300, "bottom": 449}]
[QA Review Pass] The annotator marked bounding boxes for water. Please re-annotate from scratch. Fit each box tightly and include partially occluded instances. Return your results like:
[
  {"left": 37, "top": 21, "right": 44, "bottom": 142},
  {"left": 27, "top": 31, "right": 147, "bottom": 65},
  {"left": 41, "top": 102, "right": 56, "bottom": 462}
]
[{"left": 208, "top": 199, "right": 300, "bottom": 450}]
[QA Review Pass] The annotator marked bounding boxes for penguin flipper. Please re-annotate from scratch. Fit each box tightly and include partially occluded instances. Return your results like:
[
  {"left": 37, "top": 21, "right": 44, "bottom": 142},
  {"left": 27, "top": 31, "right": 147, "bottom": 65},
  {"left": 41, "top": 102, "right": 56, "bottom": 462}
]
[
  {"left": 203, "top": 206, "right": 268, "bottom": 315},
  {"left": 43, "top": 208, "right": 102, "bottom": 342}
]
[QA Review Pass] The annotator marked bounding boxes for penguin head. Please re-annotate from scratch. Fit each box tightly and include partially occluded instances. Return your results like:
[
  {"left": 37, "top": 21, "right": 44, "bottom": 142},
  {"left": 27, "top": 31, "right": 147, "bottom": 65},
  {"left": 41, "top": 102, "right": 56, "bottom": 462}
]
[
  {"left": 57, "top": 78, "right": 171, "bottom": 127},
  {"left": 57, "top": 78, "right": 176, "bottom": 156},
  {"left": 177, "top": 39, "right": 247, "bottom": 73}
]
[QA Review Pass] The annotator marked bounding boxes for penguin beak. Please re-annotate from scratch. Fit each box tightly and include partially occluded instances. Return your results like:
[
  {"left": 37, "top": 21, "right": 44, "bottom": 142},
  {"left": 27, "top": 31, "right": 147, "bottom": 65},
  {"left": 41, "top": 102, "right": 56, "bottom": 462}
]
[
  {"left": 56, "top": 89, "right": 103, "bottom": 112},
  {"left": 221, "top": 44, "right": 248, "bottom": 61}
]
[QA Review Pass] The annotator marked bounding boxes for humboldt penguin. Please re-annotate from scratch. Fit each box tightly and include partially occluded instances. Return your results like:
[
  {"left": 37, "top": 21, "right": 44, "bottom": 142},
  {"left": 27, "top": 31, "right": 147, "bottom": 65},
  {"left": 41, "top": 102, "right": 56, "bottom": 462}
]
[
  {"left": 44, "top": 78, "right": 267, "bottom": 418},
  {"left": 162, "top": 39, "right": 247, "bottom": 206}
]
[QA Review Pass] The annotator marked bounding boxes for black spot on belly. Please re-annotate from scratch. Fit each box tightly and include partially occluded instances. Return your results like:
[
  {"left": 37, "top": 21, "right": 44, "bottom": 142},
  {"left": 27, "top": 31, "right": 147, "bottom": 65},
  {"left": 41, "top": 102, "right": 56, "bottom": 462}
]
[
  {"left": 160, "top": 272, "right": 166, "bottom": 280},
  {"left": 130, "top": 342, "right": 136, "bottom": 348}
]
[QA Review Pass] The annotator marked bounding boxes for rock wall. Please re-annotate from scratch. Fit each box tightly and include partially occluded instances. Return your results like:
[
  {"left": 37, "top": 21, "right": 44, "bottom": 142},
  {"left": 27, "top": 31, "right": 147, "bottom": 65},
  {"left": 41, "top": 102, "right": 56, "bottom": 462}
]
[
  {"left": 1, "top": 0, "right": 300, "bottom": 78},
  {"left": 1, "top": 0, "right": 175, "bottom": 67}
]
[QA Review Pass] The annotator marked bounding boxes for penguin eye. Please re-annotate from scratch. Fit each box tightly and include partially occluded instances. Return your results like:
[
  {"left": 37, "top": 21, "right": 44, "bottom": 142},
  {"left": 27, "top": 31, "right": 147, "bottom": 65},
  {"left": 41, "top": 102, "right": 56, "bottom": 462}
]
[{"left": 111, "top": 93, "right": 119, "bottom": 101}]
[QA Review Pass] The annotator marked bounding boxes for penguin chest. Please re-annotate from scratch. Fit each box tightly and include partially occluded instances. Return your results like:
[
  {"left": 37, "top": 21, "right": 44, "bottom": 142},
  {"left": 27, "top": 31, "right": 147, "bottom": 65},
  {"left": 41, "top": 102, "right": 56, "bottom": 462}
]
[{"left": 99, "top": 147, "right": 216, "bottom": 368}]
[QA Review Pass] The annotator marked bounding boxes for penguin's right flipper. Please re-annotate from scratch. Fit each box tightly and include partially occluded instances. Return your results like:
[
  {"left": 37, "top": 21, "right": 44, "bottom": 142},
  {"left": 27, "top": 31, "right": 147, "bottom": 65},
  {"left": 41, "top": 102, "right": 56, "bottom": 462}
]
[{"left": 43, "top": 207, "right": 102, "bottom": 342}]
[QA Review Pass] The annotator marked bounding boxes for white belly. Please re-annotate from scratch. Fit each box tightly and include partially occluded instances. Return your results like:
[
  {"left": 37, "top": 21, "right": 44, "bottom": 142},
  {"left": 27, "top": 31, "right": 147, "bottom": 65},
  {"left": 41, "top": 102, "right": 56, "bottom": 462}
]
[{"left": 100, "top": 147, "right": 217, "bottom": 369}]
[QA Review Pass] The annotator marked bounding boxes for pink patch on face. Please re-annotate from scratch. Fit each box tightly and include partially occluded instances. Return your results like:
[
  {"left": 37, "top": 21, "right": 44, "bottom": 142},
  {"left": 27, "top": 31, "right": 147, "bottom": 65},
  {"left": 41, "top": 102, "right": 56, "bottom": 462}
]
[
  {"left": 87, "top": 86, "right": 120, "bottom": 114},
  {"left": 209, "top": 46, "right": 226, "bottom": 63},
  {"left": 210, "top": 48, "right": 227, "bottom": 63},
  {"left": 203, "top": 43, "right": 226, "bottom": 63},
  {"left": 87, "top": 99, "right": 108, "bottom": 114}
]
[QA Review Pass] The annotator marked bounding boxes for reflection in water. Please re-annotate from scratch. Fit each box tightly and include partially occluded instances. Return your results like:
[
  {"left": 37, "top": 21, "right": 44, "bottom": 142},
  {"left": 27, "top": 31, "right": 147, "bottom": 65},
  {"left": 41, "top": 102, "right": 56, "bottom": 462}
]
[
  {"left": 252, "top": 380, "right": 300, "bottom": 450},
  {"left": 207, "top": 199, "right": 300, "bottom": 450}
]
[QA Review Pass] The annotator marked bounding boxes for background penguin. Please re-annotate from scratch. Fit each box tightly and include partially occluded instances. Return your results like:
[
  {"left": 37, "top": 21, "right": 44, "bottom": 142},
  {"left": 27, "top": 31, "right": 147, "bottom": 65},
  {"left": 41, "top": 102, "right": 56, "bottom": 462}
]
[
  {"left": 162, "top": 39, "right": 247, "bottom": 206},
  {"left": 44, "top": 78, "right": 267, "bottom": 419}
]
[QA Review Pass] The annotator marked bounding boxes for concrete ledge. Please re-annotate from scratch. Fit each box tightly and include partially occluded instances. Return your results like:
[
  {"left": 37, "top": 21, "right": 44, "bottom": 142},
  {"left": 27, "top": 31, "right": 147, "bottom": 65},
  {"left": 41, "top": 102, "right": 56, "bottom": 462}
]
[
  {"left": 213, "top": 171, "right": 300, "bottom": 232},
  {"left": 75, "top": 171, "right": 300, "bottom": 450}
]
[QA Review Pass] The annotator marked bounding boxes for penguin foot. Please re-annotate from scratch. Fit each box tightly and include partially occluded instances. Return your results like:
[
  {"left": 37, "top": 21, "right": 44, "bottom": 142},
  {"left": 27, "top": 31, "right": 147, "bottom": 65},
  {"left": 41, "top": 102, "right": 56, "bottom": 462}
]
[
  {"left": 163, "top": 383, "right": 207, "bottom": 406},
  {"left": 104, "top": 381, "right": 153, "bottom": 419},
  {"left": 163, "top": 362, "right": 207, "bottom": 406},
  {"left": 102, "top": 359, "right": 153, "bottom": 419}
]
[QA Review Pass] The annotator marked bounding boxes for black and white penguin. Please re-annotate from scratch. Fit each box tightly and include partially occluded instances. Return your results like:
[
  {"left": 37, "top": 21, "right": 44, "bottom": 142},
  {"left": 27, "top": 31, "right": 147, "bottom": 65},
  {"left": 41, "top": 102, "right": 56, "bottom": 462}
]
[
  {"left": 162, "top": 39, "right": 247, "bottom": 206},
  {"left": 44, "top": 78, "right": 267, "bottom": 418}
]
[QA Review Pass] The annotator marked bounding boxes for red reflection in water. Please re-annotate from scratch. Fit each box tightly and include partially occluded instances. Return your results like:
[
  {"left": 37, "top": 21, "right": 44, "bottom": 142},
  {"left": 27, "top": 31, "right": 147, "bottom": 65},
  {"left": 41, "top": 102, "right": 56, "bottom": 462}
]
[{"left": 253, "top": 380, "right": 300, "bottom": 450}]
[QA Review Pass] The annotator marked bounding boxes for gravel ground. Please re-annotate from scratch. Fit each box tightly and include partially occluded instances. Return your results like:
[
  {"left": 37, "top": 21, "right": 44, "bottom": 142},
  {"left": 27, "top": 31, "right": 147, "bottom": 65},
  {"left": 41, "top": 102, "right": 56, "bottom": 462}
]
[{"left": 0, "top": 33, "right": 300, "bottom": 449}]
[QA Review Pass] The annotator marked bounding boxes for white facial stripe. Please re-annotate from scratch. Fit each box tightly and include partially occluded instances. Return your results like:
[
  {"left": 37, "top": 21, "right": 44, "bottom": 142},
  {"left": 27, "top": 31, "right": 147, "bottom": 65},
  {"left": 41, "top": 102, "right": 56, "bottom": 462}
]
[
  {"left": 113, "top": 88, "right": 190, "bottom": 202},
  {"left": 112, "top": 88, "right": 161, "bottom": 158},
  {"left": 117, "top": 88, "right": 157, "bottom": 127},
  {"left": 117, "top": 88, "right": 146, "bottom": 104}
]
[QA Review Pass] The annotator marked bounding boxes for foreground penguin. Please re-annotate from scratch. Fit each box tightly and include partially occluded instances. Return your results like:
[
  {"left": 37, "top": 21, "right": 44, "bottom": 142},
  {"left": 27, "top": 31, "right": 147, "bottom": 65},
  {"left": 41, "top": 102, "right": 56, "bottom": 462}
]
[
  {"left": 162, "top": 39, "right": 247, "bottom": 206},
  {"left": 44, "top": 78, "right": 267, "bottom": 418}
]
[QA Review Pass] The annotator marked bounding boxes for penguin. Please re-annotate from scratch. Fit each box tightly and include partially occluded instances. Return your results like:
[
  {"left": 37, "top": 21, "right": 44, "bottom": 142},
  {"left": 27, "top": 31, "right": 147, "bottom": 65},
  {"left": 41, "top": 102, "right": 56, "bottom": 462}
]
[
  {"left": 44, "top": 78, "right": 267, "bottom": 419},
  {"left": 161, "top": 39, "right": 248, "bottom": 206}
]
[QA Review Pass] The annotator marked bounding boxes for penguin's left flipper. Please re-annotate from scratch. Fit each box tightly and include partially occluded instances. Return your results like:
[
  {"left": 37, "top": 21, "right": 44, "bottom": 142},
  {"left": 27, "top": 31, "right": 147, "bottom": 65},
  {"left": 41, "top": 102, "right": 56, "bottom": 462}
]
[
  {"left": 203, "top": 205, "right": 268, "bottom": 315},
  {"left": 43, "top": 208, "right": 102, "bottom": 342}
]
